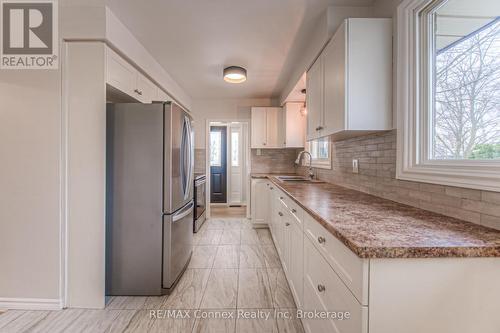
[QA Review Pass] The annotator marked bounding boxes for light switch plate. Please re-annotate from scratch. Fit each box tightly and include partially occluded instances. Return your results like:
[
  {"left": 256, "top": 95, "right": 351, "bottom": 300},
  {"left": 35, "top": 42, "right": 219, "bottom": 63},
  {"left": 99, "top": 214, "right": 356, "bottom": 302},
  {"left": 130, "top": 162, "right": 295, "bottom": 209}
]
[{"left": 352, "top": 159, "right": 359, "bottom": 174}]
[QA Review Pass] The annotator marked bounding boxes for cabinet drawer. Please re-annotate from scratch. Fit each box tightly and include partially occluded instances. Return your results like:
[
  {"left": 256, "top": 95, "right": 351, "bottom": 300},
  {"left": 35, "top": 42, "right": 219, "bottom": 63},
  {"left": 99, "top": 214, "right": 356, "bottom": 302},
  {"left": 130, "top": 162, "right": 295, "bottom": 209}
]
[
  {"left": 303, "top": 238, "right": 368, "bottom": 333},
  {"left": 304, "top": 213, "right": 369, "bottom": 305}
]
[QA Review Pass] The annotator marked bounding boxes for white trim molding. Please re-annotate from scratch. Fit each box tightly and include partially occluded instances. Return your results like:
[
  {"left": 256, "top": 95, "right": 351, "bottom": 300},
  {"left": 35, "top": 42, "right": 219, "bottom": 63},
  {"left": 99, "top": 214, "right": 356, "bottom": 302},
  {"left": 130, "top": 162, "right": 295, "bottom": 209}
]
[
  {"left": 396, "top": 0, "right": 500, "bottom": 192},
  {"left": 0, "top": 298, "right": 63, "bottom": 311}
]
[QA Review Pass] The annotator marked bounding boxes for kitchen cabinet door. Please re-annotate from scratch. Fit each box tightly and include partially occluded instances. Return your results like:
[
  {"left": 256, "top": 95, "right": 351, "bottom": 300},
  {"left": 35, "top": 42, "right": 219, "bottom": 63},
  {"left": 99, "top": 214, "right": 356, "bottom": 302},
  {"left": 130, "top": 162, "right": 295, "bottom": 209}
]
[
  {"left": 281, "top": 208, "right": 292, "bottom": 275},
  {"left": 156, "top": 88, "right": 171, "bottom": 102},
  {"left": 274, "top": 196, "right": 285, "bottom": 257},
  {"left": 251, "top": 179, "right": 269, "bottom": 225},
  {"left": 284, "top": 103, "right": 306, "bottom": 148},
  {"left": 288, "top": 218, "right": 304, "bottom": 308},
  {"left": 106, "top": 48, "right": 136, "bottom": 97},
  {"left": 306, "top": 57, "right": 323, "bottom": 141},
  {"left": 251, "top": 107, "right": 267, "bottom": 148},
  {"left": 266, "top": 107, "right": 282, "bottom": 148},
  {"left": 136, "top": 72, "right": 157, "bottom": 103},
  {"left": 323, "top": 23, "right": 346, "bottom": 136}
]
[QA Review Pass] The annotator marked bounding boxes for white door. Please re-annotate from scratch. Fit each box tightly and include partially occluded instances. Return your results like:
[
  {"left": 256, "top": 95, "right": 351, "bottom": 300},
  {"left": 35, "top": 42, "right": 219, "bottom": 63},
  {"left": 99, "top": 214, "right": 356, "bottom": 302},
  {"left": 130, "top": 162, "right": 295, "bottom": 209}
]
[
  {"left": 251, "top": 107, "right": 267, "bottom": 148},
  {"left": 229, "top": 124, "right": 243, "bottom": 205}
]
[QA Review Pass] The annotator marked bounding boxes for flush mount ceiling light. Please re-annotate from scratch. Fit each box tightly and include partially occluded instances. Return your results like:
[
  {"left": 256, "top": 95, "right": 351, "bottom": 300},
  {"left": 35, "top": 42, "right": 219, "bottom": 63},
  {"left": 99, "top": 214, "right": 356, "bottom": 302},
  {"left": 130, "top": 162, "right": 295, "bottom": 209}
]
[{"left": 223, "top": 66, "right": 247, "bottom": 83}]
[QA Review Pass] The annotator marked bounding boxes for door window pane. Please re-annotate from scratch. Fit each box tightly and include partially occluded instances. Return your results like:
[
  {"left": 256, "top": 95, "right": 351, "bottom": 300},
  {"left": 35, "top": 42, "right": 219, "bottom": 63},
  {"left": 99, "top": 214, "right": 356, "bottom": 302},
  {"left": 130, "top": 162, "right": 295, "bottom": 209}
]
[
  {"left": 432, "top": 1, "right": 500, "bottom": 160},
  {"left": 210, "top": 131, "right": 222, "bottom": 166},
  {"left": 231, "top": 132, "right": 239, "bottom": 167}
]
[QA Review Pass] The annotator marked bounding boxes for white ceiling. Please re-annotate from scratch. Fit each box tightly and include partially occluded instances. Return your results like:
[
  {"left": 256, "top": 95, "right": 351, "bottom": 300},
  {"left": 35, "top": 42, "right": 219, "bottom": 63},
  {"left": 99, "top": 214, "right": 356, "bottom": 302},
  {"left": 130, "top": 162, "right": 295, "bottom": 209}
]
[{"left": 105, "top": 0, "right": 375, "bottom": 100}]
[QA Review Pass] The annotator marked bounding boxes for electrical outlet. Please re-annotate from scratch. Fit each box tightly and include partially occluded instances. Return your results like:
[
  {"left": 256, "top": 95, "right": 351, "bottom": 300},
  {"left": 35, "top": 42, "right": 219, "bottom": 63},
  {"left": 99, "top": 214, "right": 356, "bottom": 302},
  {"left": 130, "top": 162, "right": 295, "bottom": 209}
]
[{"left": 352, "top": 159, "right": 359, "bottom": 174}]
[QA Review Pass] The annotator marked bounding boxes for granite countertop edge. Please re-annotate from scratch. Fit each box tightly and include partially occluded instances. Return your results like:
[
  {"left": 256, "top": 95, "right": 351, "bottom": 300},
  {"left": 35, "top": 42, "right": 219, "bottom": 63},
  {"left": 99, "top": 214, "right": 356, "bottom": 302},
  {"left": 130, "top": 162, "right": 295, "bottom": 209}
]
[{"left": 252, "top": 174, "right": 500, "bottom": 259}]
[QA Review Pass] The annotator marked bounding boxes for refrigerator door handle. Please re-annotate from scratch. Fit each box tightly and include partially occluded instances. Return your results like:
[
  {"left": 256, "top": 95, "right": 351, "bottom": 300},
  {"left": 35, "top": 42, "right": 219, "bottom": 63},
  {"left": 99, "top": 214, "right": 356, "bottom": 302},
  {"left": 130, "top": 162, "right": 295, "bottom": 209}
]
[
  {"left": 186, "top": 118, "right": 194, "bottom": 198},
  {"left": 172, "top": 201, "right": 194, "bottom": 223}
]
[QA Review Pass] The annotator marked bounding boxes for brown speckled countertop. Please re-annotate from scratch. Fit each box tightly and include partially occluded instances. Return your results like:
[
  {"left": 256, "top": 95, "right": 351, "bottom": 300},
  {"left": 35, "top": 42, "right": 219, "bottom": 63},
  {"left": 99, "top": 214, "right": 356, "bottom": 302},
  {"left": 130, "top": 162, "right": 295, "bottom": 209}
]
[{"left": 256, "top": 175, "right": 500, "bottom": 258}]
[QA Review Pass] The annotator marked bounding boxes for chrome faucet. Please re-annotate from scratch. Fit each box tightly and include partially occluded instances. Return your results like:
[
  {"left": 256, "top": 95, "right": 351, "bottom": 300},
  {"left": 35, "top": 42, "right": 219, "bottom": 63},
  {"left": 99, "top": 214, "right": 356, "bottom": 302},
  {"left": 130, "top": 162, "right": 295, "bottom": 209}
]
[{"left": 295, "top": 151, "right": 314, "bottom": 179}]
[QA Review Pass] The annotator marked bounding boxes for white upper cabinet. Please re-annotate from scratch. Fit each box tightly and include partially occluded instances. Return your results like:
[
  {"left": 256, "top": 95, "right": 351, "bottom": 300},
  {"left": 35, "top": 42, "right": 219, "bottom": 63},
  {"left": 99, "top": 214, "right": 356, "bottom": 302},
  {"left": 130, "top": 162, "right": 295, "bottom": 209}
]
[
  {"left": 306, "top": 18, "right": 392, "bottom": 141},
  {"left": 106, "top": 47, "right": 136, "bottom": 97},
  {"left": 306, "top": 58, "right": 324, "bottom": 141},
  {"left": 156, "top": 88, "right": 171, "bottom": 102},
  {"left": 106, "top": 47, "right": 159, "bottom": 104},
  {"left": 284, "top": 102, "right": 306, "bottom": 148},
  {"left": 251, "top": 105, "right": 305, "bottom": 148},
  {"left": 266, "top": 107, "right": 282, "bottom": 147},
  {"left": 135, "top": 72, "right": 157, "bottom": 103},
  {"left": 251, "top": 107, "right": 283, "bottom": 148},
  {"left": 251, "top": 107, "right": 268, "bottom": 148}
]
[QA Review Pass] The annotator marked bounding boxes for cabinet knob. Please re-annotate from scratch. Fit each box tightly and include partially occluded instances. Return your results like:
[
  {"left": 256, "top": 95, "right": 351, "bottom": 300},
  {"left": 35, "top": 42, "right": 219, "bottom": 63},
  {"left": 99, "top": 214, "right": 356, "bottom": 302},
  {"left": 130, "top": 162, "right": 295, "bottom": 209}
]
[
  {"left": 317, "top": 236, "right": 326, "bottom": 244},
  {"left": 317, "top": 284, "right": 326, "bottom": 292},
  {"left": 266, "top": 183, "right": 269, "bottom": 186},
  {"left": 134, "top": 89, "right": 143, "bottom": 96},
  {"left": 292, "top": 209, "right": 297, "bottom": 213},
  {"left": 263, "top": 142, "right": 267, "bottom": 145},
  {"left": 285, "top": 222, "right": 290, "bottom": 226},
  {"left": 280, "top": 197, "right": 284, "bottom": 200},
  {"left": 270, "top": 187, "right": 274, "bottom": 190},
  {"left": 278, "top": 212, "right": 284, "bottom": 217}
]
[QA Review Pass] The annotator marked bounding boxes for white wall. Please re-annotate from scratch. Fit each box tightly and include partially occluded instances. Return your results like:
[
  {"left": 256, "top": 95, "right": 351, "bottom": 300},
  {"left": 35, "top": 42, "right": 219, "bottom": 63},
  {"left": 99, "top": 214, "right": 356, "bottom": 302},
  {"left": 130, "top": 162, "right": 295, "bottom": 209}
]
[
  {"left": 191, "top": 98, "right": 274, "bottom": 149},
  {"left": 0, "top": 70, "right": 62, "bottom": 305}
]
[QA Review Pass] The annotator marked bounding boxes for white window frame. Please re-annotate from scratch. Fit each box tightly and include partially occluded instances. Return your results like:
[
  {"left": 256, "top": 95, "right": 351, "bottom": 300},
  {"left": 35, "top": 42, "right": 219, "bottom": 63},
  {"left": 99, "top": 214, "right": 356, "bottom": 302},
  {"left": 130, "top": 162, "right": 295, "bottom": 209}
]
[
  {"left": 396, "top": 0, "right": 500, "bottom": 191},
  {"left": 306, "top": 138, "right": 332, "bottom": 169}
]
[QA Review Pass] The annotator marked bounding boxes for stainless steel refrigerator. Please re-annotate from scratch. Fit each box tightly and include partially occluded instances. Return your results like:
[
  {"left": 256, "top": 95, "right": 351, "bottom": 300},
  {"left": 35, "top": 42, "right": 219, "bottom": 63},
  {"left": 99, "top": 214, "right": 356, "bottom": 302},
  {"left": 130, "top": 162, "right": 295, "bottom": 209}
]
[{"left": 106, "top": 101, "right": 194, "bottom": 295}]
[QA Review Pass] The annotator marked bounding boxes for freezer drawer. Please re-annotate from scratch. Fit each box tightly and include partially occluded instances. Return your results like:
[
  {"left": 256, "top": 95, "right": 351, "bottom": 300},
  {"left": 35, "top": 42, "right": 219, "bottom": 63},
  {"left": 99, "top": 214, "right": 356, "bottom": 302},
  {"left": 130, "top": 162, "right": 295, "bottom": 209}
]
[{"left": 162, "top": 200, "right": 194, "bottom": 290}]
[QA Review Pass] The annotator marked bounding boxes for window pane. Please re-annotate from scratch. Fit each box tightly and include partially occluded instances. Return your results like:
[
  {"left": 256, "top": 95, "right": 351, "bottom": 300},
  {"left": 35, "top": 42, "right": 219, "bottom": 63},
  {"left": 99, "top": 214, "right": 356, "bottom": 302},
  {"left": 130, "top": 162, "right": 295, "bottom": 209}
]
[
  {"left": 231, "top": 132, "right": 239, "bottom": 167},
  {"left": 210, "top": 131, "right": 222, "bottom": 166},
  {"left": 432, "top": 1, "right": 500, "bottom": 160},
  {"left": 307, "top": 137, "right": 329, "bottom": 161}
]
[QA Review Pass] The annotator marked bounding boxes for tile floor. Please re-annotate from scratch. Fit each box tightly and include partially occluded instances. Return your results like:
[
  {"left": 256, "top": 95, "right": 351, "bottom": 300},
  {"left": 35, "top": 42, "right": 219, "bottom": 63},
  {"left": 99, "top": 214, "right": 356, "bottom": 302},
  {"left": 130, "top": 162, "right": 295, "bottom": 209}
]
[{"left": 0, "top": 218, "right": 304, "bottom": 333}]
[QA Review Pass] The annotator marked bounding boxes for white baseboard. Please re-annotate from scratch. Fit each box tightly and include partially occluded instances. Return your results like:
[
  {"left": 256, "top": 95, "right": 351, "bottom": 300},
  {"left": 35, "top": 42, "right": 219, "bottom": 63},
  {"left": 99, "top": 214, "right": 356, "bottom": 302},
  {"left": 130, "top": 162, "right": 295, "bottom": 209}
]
[
  {"left": 0, "top": 298, "right": 62, "bottom": 311},
  {"left": 252, "top": 222, "right": 269, "bottom": 229}
]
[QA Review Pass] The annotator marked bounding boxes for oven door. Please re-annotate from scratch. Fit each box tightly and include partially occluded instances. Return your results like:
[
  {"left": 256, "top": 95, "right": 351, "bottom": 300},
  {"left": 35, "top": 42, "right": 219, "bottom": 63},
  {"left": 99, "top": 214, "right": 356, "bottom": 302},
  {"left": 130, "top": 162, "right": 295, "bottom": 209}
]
[{"left": 195, "top": 179, "right": 206, "bottom": 220}]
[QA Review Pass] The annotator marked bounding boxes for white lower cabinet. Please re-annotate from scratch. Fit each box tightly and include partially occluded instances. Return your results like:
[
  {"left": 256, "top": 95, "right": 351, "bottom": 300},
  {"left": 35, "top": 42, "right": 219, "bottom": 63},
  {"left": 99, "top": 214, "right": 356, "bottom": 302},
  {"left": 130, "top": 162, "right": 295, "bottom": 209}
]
[
  {"left": 262, "top": 180, "right": 500, "bottom": 333},
  {"left": 267, "top": 184, "right": 372, "bottom": 333},
  {"left": 303, "top": 238, "right": 368, "bottom": 333},
  {"left": 250, "top": 179, "right": 270, "bottom": 225}
]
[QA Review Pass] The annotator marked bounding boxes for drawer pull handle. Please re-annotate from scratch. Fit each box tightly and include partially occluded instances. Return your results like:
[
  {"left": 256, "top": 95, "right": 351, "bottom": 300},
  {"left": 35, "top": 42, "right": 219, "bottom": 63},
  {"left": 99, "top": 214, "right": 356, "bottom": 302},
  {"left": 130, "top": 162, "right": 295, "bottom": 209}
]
[
  {"left": 278, "top": 212, "right": 284, "bottom": 217},
  {"left": 285, "top": 222, "right": 290, "bottom": 226},
  {"left": 317, "top": 284, "right": 326, "bottom": 292},
  {"left": 317, "top": 236, "right": 326, "bottom": 244},
  {"left": 292, "top": 209, "right": 297, "bottom": 213}
]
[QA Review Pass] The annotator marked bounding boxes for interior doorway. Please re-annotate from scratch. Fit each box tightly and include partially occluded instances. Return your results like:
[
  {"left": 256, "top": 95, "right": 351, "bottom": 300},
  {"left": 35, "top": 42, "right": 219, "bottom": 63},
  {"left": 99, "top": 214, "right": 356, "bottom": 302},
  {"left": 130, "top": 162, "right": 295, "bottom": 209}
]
[{"left": 207, "top": 121, "right": 250, "bottom": 216}]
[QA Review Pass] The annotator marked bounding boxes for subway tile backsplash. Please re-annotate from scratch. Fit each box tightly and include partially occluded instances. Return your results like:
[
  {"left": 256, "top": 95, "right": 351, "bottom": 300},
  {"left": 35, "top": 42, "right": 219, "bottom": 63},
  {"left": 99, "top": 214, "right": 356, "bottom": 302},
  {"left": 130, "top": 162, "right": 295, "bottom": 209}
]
[
  {"left": 251, "top": 148, "right": 302, "bottom": 174},
  {"left": 299, "top": 130, "right": 500, "bottom": 230}
]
